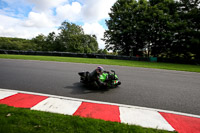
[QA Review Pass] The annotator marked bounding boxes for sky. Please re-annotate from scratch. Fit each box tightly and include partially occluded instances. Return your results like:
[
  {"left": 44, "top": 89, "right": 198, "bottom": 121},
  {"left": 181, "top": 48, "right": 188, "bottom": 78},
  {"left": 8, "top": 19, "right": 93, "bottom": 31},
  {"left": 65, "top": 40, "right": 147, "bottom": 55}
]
[{"left": 0, "top": 0, "right": 116, "bottom": 49}]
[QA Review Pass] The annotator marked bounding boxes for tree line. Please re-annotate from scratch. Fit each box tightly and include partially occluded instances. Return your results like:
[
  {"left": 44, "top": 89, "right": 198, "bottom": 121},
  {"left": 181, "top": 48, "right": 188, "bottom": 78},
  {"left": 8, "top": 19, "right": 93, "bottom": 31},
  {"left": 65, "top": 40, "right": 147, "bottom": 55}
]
[
  {"left": 1, "top": 0, "right": 199, "bottom": 61},
  {"left": 0, "top": 21, "right": 108, "bottom": 54},
  {"left": 104, "top": 0, "right": 200, "bottom": 60}
]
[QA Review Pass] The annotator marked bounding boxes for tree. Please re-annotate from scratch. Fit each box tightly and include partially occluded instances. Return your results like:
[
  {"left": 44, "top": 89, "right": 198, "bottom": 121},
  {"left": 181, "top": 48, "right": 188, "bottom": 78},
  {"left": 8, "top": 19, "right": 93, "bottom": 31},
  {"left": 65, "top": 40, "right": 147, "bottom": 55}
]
[
  {"left": 32, "top": 34, "right": 46, "bottom": 51},
  {"left": 58, "top": 21, "right": 98, "bottom": 53},
  {"left": 46, "top": 32, "right": 56, "bottom": 51},
  {"left": 0, "top": 37, "right": 37, "bottom": 51},
  {"left": 83, "top": 35, "right": 98, "bottom": 53},
  {"left": 104, "top": 0, "right": 150, "bottom": 56},
  {"left": 59, "top": 21, "right": 84, "bottom": 35},
  {"left": 104, "top": 0, "right": 134, "bottom": 56},
  {"left": 0, "top": 21, "right": 99, "bottom": 53},
  {"left": 104, "top": 0, "right": 199, "bottom": 59},
  {"left": 175, "top": 0, "right": 200, "bottom": 60},
  {"left": 97, "top": 49, "right": 108, "bottom": 54},
  {"left": 147, "top": 0, "right": 178, "bottom": 57}
]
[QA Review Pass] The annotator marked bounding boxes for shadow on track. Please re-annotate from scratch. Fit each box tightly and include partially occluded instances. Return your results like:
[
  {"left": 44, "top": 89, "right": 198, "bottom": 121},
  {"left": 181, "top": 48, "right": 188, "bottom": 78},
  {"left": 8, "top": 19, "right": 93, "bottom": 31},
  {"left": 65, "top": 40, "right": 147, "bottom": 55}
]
[{"left": 65, "top": 82, "right": 109, "bottom": 95}]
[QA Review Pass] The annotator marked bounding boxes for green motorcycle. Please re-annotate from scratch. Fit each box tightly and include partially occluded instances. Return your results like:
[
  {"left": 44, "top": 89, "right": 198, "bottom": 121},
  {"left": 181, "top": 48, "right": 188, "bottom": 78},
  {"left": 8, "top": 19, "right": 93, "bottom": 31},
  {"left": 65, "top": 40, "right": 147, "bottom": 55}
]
[
  {"left": 99, "top": 70, "right": 121, "bottom": 88},
  {"left": 78, "top": 70, "right": 121, "bottom": 88}
]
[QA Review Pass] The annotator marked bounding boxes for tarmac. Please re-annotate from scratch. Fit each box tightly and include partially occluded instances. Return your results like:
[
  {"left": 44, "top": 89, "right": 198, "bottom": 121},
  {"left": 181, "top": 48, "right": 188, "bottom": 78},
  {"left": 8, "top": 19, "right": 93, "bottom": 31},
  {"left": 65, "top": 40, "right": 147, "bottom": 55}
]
[{"left": 0, "top": 88, "right": 200, "bottom": 133}]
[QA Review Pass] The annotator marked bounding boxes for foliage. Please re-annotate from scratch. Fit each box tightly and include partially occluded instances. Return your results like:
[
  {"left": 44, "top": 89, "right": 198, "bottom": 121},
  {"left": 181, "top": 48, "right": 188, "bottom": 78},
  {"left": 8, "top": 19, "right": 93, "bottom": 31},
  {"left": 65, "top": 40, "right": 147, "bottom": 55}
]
[
  {"left": 104, "top": 0, "right": 200, "bottom": 60},
  {"left": 0, "top": 37, "right": 37, "bottom": 51},
  {"left": 32, "top": 21, "right": 98, "bottom": 53},
  {"left": 0, "top": 21, "right": 99, "bottom": 54},
  {"left": 97, "top": 49, "right": 108, "bottom": 54}
]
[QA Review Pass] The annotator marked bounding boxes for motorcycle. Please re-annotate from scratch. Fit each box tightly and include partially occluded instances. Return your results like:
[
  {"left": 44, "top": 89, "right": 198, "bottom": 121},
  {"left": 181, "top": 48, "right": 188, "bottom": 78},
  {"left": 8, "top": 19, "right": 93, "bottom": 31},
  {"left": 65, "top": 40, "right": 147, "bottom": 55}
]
[{"left": 78, "top": 70, "right": 121, "bottom": 88}]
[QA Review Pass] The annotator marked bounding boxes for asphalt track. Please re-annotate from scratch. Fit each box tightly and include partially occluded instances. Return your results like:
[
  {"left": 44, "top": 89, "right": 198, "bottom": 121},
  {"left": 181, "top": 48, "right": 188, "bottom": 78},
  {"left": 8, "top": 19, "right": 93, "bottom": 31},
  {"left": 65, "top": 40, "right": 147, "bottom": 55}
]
[{"left": 0, "top": 58, "right": 200, "bottom": 115}]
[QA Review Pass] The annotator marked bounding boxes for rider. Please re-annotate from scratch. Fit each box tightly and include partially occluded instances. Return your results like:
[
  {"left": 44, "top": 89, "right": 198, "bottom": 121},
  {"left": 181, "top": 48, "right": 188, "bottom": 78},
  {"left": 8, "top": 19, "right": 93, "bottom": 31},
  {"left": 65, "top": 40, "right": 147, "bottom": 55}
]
[{"left": 89, "top": 66, "right": 106, "bottom": 88}]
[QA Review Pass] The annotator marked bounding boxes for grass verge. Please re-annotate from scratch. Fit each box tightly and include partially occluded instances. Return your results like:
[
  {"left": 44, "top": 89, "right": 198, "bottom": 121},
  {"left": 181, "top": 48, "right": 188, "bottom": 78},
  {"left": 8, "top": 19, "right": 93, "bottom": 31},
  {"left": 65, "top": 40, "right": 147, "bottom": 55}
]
[
  {"left": 0, "top": 54, "right": 200, "bottom": 73},
  {"left": 0, "top": 104, "right": 173, "bottom": 133}
]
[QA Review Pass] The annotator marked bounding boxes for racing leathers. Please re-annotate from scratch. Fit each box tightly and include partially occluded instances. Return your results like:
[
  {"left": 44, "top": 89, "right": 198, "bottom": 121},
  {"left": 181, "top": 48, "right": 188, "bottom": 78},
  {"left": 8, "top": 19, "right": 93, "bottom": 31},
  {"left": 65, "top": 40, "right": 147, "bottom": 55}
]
[{"left": 89, "top": 69, "right": 105, "bottom": 88}]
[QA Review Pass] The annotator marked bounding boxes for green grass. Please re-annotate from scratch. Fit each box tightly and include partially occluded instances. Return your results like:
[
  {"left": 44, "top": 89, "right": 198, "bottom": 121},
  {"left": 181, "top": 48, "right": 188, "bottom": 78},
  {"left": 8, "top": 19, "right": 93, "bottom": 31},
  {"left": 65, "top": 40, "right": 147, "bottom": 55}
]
[
  {"left": 0, "top": 104, "right": 173, "bottom": 133},
  {"left": 0, "top": 54, "right": 200, "bottom": 73}
]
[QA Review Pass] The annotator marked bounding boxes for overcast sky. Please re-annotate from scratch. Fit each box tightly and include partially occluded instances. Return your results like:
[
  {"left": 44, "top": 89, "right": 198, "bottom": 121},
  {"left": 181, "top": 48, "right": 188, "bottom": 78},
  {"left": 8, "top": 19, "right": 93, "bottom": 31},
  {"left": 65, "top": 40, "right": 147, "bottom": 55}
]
[{"left": 0, "top": 0, "right": 116, "bottom": 49}]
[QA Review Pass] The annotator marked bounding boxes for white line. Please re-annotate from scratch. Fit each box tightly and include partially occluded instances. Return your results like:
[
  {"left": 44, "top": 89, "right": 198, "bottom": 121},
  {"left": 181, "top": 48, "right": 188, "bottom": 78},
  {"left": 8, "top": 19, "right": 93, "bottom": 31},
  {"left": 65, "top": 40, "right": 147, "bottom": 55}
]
[
  {"left": 31, "top": 97, "right": 82, "bottom": 115},
  {"left": 0, "top": 90, "right": 17, "bottom": 100},
  {"left": 0, "top": 88, "right": 200, "bottom": 118},
  {"left": 119, "top": 106, "right": 175, "bottom": 131}
]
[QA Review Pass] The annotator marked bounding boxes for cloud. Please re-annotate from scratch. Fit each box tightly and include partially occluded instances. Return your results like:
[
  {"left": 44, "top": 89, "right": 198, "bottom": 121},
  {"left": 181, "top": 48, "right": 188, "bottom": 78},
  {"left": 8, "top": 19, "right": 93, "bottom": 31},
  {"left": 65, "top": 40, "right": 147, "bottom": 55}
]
[
  {"left": 24, "top": 12, "right": 54, "bottom": 28},
  {"left": 0, "top": 14, "right": 24, "bottom": 37},
  {"left": 81, "top": 0, "right": 116, "bottom": 22},
  {"left": 56, "top": 2, "right": 81, "bottom": 22},
  {"left": 0, "top": 14, "right": 20, "bottom": 26},
  {"left": 0, "top": 0, "right": 117, "bottom": 49},
  {"left": 0, "top": 14, "right": 57, "bottom": 39},
  {"left": 0, "top": 26, "right": 15, "bottom": 36},
  {"left": 26, "top": 0, "right": 67, "bottom": 12},
  {"left": 56, "top": 0, "right": 116, "bottom": 23},
  {"left": 83, "top": 23, "right": 105, "bottom": 49},
  {"left": 55, "top": 0, "right": 116, "bottom": 49}
]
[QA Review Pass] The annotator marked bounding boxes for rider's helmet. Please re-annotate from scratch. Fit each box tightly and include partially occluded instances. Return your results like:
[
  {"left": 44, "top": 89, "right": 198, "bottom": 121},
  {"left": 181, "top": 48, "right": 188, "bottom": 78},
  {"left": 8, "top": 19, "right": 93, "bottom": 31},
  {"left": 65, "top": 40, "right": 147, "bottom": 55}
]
[{"left": 96, "top": 66, "right": 104, "bottom": 74}]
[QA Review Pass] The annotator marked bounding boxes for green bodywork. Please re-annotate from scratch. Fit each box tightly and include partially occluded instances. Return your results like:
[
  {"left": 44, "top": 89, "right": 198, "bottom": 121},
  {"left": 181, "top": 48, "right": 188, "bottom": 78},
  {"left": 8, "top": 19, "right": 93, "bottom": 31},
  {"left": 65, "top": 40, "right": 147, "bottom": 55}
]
[
  {"left": 99, "top": 72, "right": 119, "bottom": 85},
  {"left": 99, "top": 73, "right": 108, "bottom": 82}
]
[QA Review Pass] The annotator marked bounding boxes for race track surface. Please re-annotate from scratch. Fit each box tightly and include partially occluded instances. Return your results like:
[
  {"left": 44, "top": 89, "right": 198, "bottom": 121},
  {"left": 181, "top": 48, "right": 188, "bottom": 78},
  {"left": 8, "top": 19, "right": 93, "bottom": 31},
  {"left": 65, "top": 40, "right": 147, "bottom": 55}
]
[{"left": 0, "top": 59, "right": 199, "bottom": 115}]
